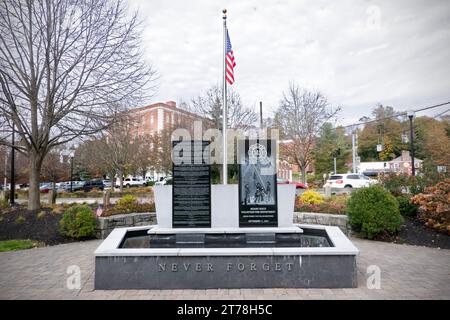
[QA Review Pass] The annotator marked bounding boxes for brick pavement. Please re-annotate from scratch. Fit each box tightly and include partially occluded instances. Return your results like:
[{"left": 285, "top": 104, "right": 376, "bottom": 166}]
[{"left": 0, "top": 238, "right": 449, "bottom": 300}]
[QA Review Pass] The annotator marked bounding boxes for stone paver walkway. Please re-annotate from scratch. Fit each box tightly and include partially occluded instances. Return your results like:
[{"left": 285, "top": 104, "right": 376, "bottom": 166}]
[{"left": 0, "top": 238, "right": 449, "bottom": 299}]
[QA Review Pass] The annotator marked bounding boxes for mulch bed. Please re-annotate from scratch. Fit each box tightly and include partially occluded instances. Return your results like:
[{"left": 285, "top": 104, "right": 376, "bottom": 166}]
[
  {"left": 374, "top": 217, "right": 450, "bottom": 249},
  {"left": 0, "top": 206, "right": 94, "bottom": 246}
]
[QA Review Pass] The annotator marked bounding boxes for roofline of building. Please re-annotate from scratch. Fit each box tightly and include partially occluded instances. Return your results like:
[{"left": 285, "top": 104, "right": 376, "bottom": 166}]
[{"left": 130, "top": 101, "right": 206, "bottom": 121}]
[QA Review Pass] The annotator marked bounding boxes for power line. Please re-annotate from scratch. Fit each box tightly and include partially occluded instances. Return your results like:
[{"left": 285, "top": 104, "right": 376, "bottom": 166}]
[
  {"left": 371, "top": 108, "right": 450, "bottom": 141},
  {"left": 341, "top": 101, "right": 450, "bottom": 129}
]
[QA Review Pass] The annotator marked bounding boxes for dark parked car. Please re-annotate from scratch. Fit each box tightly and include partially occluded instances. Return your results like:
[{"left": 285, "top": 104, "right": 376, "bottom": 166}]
[{"left": 83, "top": 180, "right": 104, "bottom": 192}]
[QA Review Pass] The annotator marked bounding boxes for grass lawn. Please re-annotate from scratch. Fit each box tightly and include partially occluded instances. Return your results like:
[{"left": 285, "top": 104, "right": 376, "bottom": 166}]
[{"left": 0, "top": 239, "right": 37, "bottom": 252}]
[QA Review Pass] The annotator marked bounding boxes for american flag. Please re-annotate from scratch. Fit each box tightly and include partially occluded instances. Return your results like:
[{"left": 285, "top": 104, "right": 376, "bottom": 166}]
[{"left": 225, "top": 29, "right": 236, "bottom": 85}]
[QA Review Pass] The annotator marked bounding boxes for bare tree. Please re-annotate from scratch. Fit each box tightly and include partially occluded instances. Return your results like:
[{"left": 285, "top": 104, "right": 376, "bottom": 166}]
[
  {"left": 74, "top": 139, "right": 110, "bottom": 179},
  {"left": 91, "top": 116, "right": 142, "bottom": 191},
  {"left": 41, "top": 146, "right": 70, "bottom": 188},
  {"left": 189, "top": 85, "right": 258, "bottom": 130},
  {"left": 275, "top": 83, "right": 340, "bottom": 183},
  {"left": 0, "top": 0, "right": 156, "bottom": 209}
]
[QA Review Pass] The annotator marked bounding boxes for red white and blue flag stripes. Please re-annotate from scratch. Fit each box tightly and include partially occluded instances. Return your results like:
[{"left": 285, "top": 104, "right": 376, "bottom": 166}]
[{"left": 225, "top": 29, "right": 236, "bottom": 85}]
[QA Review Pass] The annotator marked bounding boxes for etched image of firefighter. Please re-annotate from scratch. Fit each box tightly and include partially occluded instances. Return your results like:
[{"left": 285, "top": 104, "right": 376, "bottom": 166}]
[{"left": 239, "top": 141, "right": 276, "bottom": 206}]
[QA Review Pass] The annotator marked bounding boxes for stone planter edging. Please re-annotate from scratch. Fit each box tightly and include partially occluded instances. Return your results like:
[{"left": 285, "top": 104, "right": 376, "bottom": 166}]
[
  {"left": 294, "top": 212, "right": 350, "bottom": 235},
  {"left": 96, "top": 212, "right": 156, "bottom": 239}
]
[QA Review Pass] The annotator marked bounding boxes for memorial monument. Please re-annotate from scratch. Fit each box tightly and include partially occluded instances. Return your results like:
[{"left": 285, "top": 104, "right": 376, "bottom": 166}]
[
  {"left": 94, "top": 138, "right": 359, "bottom": 289},
  {"left": 94, "top": 9, "right": 358, "bottom": 290}
]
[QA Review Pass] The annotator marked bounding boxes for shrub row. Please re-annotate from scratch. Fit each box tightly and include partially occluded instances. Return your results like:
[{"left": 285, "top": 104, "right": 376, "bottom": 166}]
[{"left": 412, "top": 179, "right": 449, "bottom": 234}]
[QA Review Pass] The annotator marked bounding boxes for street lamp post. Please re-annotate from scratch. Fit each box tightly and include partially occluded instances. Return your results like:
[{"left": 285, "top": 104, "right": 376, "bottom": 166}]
[
  {"left": 70, "top": 156, "right": 74, "bottom": 193},
  {"left": 62, "top": 148, "right": 75, "bottom": 193},
  {"left": 3, "top": 148, "right": 7, "bottom": 192},
  {"left": 9, "top": 123, "right": 15, "bottom": 206},
  {"left": 407, "top": 111, "right": 415, "bottom": 176}
]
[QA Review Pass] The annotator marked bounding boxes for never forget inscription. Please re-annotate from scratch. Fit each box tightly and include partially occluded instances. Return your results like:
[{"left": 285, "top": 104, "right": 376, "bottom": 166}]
[{"left": 172, "top": 140, "right": 211, "bottom": 228}]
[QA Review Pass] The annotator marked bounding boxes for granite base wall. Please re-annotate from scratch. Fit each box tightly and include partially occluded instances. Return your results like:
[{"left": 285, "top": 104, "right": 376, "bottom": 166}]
[
  {"left": 95, "top": 254, "right": 357, "bottom": 289},
  {"left": 96, "top": 212, "right": 156, "bottom": 239}
]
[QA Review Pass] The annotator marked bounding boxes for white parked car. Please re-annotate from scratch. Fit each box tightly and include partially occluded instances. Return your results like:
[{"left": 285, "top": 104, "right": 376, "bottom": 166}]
[
  {"left": 117, "top": 177, "right": 146, "bottom": 188},
  {"left": 103, "top": 179, "right": 112, "bottom": 189},
  {"left": 324, "top": 173, "right": 377, "bottom": 189},
  {"left": 154, "top": 176, "right": 172, "bottom": 185}
]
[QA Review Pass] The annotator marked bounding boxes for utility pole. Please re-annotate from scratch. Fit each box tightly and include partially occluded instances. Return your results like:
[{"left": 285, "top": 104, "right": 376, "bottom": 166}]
[
  {"left": 333, "top": 157, "right": 337, "bottom": 174},
  {"left": 9, "top": 123, "right": 15, "bottom": 206},
  {"left": 259, "top": 101, "right": 263, "bottom": 128},
  {"left": 408, "top": 111, "right": 415, "bottom": 176},
  {"left": 352, "top": 128, "right": 357, "bottom": 173},
  {"left": 332, "top": 148, "right": 340, "bottom": 174}
]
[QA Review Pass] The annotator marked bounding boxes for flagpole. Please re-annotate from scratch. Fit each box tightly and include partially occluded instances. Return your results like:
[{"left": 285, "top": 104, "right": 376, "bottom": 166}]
[{"left": 222, "top": 9, "right": 228, "bottom": 185}]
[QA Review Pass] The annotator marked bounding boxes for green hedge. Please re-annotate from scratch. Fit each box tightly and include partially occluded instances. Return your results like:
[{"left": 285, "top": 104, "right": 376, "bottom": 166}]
[
  {"left": 347, "top": 185, "right": 403, "bottom": 239},
  {"left": 396, "top": 195, "right": 418, "bottom": 217},
  {"left": 59, "top": 204, "right": 96, "bottom": 239}
]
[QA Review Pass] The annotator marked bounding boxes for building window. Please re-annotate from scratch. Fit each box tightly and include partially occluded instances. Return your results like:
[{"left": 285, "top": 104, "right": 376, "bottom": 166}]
[
  {"left": 150, "top": 115, "right": 154, "bottom": 124},
  {"left": 166, "top": 115, "right": 170, "bottom": 124}
]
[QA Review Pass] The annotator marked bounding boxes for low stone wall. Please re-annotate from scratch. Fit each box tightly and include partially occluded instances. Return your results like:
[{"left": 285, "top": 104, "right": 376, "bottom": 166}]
[
  {"left": 96, "top": 212, "right": 156, "bottom": 239},
  {"left": 294, "top": 212, "right": 350, "bottom": 235},
  {"left": 96, "top": 211, "right": 349, "bottom": 238}
]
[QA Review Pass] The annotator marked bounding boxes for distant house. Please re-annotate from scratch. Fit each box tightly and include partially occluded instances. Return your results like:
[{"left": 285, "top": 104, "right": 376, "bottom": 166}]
[
  {"left": 358, "top": 150, "right": 422, "bottom": 176},
  {"left": 388, "top": 150, "right": 422, "bottom": 175}
]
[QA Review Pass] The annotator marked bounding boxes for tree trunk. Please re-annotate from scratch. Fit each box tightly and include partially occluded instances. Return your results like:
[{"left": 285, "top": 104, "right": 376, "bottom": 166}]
[
  {"left": 118, "top": 170, "right": 124, "bottom": 192},
  {"left": 28, "top": 152, "right": 42, "bottom": 211},
  {"left": 110, "top": 171, "right": 115, "bottom": 190},
  {"left": 300, "top": 166, "right": 307, "bottom": 184}
]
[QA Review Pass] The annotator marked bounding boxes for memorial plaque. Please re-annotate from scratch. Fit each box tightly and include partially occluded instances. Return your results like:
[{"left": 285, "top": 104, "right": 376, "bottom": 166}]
[
  {"left": 238, "top": 139, "right": 278, "bottom": 227},
  {"left": 172, "top": 140, "right": 211, "bottom": 228}
]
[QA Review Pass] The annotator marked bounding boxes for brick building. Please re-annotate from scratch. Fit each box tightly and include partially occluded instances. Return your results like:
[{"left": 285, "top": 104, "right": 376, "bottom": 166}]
[{"left": 128, "top": 101, "right": 204, "bottom": 137}]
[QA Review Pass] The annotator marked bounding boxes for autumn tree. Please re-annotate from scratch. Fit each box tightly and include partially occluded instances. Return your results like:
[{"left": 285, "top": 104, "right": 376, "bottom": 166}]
[
  {"left": 274, "top": 83, "right": 340, "bottom": 183},
  {"left": 414, "top": 117, "right": 450, "bottom": 167},
  {"left": 358, "top": 104, "right": 406, "bottom": 161},
  {"left": 313, "top": 123, "right": 350, "bottom": 175},
  {"left": 0, "top": 0, "right": 156, "bottom": 209}
]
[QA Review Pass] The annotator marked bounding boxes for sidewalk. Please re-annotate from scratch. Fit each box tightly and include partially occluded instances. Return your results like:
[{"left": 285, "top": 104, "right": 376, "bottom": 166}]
[{"left": 0, "top": 237, "right": 449, "bottom": 299}]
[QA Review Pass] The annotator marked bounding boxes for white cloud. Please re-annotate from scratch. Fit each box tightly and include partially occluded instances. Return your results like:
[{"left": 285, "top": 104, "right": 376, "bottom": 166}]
[{"left": 128, "top": 0, "right": 450, "bottom": 125}]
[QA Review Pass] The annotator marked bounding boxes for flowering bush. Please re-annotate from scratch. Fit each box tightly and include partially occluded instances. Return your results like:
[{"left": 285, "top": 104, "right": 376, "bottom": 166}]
[
  {"left": 299, "top": 190, "right": 324, "bottom": 205},
  {"left": 411, "top": 179, "right": 449, "bottom": 234},
  {"left": 102, "top": 194, "right": 155, "bottom": 216},
  {"left": 295, "top": 195, "right": 347, "bottom": 215},
  {"left": 115, "top": 194, "right": 138, "bottom": 208}
]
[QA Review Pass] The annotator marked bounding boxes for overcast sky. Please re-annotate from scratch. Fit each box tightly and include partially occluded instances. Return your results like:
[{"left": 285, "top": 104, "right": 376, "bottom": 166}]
[{"left": 128, "top": 0, "right": 450, "bottom": 125}]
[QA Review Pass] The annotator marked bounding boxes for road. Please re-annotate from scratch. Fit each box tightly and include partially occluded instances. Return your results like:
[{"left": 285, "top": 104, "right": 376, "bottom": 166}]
[{"left": 15, "top": 196, "right": 153, "bottom": 205}]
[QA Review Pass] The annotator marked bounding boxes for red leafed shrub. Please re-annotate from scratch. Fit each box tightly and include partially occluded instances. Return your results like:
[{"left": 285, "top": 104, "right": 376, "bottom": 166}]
[{"left": 411, "top": 179, "right": 450, "bottom": 235}]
